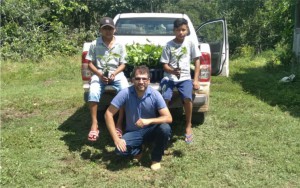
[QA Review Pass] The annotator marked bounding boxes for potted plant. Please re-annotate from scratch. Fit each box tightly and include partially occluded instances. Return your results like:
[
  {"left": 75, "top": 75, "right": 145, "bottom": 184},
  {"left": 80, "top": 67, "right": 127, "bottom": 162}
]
[
  {"left": 98, "top": 52, "right": 121, "bottom": 77},
  {"left": 170, "top": 46, "right": 187, "bottom": 79},
  {"left": 126, "top": 42, "right": 163, "bottom": 82}
]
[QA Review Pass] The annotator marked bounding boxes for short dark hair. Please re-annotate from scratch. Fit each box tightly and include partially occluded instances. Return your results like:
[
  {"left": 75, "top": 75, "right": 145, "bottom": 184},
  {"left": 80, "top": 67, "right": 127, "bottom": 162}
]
[
  {"left": 173, "top": 18, "right": 188, "bottom": 29},
  {"left": 131, "top": 65, "right": 150, "bottom": 79}
]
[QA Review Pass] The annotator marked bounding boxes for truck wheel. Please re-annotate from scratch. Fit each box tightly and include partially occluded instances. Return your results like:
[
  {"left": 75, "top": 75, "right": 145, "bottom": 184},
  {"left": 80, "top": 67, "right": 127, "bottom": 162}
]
[{"left": 192, "top": 112, "right": 205, "bottom": 125}]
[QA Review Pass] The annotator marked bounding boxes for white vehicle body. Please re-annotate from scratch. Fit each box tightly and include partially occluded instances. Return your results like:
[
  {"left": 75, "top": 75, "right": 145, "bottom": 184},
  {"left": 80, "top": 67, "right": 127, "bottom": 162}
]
[
  {"left": 81, "top": 13, "right": 229, "bottom": 123},
  {"left": 113, "top": 13, "right": 198, "bottom": 46}
]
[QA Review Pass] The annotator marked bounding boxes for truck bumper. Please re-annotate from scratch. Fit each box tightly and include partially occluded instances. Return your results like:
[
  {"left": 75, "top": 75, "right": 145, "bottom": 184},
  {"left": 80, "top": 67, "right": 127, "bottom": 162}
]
[{"left": 83, "top": 83, "right": 210, "bottom": 112}]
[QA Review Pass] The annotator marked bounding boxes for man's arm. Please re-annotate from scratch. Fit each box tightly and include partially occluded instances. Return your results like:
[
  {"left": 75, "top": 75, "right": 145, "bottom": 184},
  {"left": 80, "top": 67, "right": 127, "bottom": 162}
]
[
  {"left": 105, "top": 105, "right": 127, "bottom": 152},
  {"left": 136, "top": 107, "right": 172, "bottom": 128}
]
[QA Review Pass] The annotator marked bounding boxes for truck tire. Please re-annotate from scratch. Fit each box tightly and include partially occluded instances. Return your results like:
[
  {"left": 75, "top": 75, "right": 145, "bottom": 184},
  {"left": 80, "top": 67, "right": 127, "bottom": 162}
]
[{"left": 192, "top": 112, "right": 205, "bottom": 125}]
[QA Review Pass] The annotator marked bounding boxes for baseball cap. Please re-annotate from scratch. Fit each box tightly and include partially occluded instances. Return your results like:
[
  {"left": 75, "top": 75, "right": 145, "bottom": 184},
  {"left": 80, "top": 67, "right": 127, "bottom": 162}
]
[{"left": 100, "top": 17, "right": 115, "bottom": 28}]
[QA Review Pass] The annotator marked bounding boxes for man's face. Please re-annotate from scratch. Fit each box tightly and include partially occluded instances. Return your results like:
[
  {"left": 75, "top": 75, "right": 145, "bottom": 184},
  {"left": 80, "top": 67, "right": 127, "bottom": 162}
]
[
  {"left": 132, "top": 71, "right": 150, "bottom": 92},
  {"left": 100, "top": 26, "right": 115, "bottom": 38}
]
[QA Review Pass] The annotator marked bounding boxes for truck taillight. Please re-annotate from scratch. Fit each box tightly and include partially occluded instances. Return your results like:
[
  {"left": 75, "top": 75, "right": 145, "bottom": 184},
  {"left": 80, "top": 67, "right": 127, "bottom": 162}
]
[
  {"left": 81, "top": 51, "right": 92, "bottom": 81},
  {"left": 199, "top": 52, "right": 211, "bottom": 82}
]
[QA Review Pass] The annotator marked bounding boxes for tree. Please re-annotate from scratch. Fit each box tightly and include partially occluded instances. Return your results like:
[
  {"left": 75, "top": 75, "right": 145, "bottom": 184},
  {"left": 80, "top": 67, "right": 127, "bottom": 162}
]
[
  {"left": 217, "top": 0, "right": 296, "bottom": 56},
  {"left": 0, "top": 0, "right": 297, "bottom": 62}
]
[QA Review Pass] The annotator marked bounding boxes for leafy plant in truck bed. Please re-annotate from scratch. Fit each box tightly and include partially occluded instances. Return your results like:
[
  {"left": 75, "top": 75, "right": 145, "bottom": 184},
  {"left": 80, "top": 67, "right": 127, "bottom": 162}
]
[{"left": 126, "top": 43, "right": 163, "bottom": 68}]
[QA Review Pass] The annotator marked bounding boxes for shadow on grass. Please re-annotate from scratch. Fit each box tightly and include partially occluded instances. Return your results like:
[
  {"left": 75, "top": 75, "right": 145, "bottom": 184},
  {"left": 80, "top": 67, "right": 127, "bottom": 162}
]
[
  {"left": 231, "top": 63, "right": 300, "bottom": 118},
  {"left": 58, "top": 104, "right": 192, "bottom": 171},
  {"left": 58, "top": 104, "right": 130, "bottom": 170}
]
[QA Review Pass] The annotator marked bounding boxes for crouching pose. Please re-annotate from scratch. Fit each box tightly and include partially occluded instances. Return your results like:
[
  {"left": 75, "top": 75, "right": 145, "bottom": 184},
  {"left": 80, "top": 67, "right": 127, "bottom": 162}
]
[{"left": 105, "top": 65, "right": 172, "bottom": 170}]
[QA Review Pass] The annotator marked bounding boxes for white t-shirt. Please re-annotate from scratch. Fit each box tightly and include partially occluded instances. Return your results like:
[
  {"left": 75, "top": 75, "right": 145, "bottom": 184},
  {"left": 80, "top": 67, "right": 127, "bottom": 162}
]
[{"left": 160, "top": 38, "right": 201, "bottom": 82}]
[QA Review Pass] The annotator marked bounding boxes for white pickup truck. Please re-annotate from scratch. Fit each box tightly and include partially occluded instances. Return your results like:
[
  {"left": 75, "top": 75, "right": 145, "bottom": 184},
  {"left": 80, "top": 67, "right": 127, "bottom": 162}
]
[{"left": 81, "top": 13, "right": 229, "bottom": 124}]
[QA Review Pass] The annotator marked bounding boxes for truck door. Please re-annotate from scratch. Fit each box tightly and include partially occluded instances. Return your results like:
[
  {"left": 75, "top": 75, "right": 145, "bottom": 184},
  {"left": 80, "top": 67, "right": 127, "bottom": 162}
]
[{"left": 196, "top": 18, "right": 229, "bottom": 76}]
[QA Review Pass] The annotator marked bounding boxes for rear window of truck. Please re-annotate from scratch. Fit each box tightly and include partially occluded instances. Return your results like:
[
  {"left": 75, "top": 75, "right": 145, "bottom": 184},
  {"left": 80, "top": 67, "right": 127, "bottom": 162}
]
[{"left": 115, "top": 18, "right": 176, "bottom": 36}]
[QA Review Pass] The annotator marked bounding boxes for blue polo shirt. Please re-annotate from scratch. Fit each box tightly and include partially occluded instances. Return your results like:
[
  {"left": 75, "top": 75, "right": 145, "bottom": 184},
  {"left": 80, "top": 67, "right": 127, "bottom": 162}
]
[{"left": 111, "top": 85, "right": 167, "bottom": 132}]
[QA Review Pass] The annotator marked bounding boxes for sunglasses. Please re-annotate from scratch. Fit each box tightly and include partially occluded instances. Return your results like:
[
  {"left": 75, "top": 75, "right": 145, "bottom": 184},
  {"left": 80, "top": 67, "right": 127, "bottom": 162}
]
[{"left": 134, "top": 77, "right": 149, "bottom": 81}]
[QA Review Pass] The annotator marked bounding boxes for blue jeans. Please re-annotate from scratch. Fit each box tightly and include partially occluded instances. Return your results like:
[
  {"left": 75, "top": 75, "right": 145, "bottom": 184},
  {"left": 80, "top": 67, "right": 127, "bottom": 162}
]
[
  {"left": 115, "top": 123, "right": 171, "bottom": 162},
  {"left": 88, "top": 74, "right": 129, "bottom": 102}
]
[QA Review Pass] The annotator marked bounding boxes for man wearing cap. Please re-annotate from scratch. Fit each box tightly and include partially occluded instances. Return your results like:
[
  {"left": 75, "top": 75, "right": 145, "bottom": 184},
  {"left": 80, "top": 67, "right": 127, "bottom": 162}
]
[{"left": 85, "top": 17, "right": 129, "bottom": 142}]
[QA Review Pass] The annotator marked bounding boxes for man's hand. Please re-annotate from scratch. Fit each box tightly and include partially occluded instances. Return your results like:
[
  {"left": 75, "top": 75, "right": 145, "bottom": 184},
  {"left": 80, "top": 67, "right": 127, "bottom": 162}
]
[
  {"left": 115, "top": 138, "right": 127, "bottom": 152},
  {"left": 135, "top": 118, "right": 151, "bottom": 128}
]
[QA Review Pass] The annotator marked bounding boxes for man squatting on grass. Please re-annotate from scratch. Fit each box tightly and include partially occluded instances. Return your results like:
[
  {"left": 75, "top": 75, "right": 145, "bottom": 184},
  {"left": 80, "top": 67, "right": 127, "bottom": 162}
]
[
  {"left": 86, "top": 17, "right": 129, "bottom": 141},
  {"left": 105, "top": 65, "right": 172, "bottom": 170},
  {"left": 160, "top": 18, "right": 201, "bottom": 144}
]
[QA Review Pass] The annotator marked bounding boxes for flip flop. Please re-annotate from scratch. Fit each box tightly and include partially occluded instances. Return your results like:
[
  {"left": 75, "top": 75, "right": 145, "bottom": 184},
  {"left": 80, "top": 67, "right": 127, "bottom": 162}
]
[
  {"left": 185, "top": 134, "right": 193, "bottom": 144},
  {"left": 116, "top": 128, "right": 123, "bottom": 138},
  {"left": 133, "top": 152, "right": 143, "bottom": 163},
  {"left": 88, "top": 130, "right": 99, "bottom": 141}
]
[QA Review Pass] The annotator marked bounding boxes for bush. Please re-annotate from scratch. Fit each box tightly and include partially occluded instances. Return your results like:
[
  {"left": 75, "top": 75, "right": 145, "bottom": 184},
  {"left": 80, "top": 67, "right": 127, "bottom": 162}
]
[
  {"left": 234, "top": 45, "right": 255, "bottom": 58},
  {"left": 0, "top": 0, "right": 90, "bottom": 62}
]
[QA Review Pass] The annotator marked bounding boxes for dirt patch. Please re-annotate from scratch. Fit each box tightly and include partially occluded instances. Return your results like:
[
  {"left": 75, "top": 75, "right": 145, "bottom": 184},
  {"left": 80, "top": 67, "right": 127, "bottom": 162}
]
[
  {"left": 43, "top": 79, "right": 56, "bottom": 87},
  {"left": 1, "top": 107, "right": 39, "bottom": 124}
]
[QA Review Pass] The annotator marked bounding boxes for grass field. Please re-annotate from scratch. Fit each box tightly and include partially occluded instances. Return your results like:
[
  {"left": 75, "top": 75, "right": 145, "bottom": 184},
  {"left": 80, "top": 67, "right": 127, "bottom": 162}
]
[{"left": 1, "top": 53, "right": 299, "bottom": 187}]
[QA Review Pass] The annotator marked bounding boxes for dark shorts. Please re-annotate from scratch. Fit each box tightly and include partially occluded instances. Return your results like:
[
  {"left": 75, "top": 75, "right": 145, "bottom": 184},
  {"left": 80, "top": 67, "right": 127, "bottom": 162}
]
[{"left": 160, "top": 79, "right": 193, "bottom": 101}]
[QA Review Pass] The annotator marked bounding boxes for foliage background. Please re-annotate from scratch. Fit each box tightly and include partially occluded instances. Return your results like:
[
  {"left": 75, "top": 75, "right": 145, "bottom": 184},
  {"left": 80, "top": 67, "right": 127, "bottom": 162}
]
[{"left": 0, "top": 0, "right": 298, "bottom": 63}]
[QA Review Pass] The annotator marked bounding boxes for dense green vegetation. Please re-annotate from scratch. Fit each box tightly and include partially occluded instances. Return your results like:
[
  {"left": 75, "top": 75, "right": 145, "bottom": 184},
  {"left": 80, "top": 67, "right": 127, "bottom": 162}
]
[
  {"left": 1, "top": 51, "right": 299, "bottom": 187},
  {"left": 126, "top": 43, "right": 163, "bottom": 68},
  {"left": 1, "top": 0, "right": 297, "bottom": 64}
]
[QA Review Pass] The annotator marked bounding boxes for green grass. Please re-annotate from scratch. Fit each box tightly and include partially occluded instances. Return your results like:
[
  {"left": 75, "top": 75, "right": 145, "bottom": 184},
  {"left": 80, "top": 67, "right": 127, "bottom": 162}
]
[{"left": 1, "top": 53, "right": 299, "bottom": 187}]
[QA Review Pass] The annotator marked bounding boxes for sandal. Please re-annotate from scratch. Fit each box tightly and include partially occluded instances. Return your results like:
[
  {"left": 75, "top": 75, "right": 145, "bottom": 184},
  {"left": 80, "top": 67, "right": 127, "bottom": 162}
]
[
  {"left": 88, "top": 130, "right": 99, "bottom": 141},
  {"left": 116, "top": 128, "right": 123, "bottom": 138},
  {"left": 185, "top": 134, "right": 193, "bottom": 144}
]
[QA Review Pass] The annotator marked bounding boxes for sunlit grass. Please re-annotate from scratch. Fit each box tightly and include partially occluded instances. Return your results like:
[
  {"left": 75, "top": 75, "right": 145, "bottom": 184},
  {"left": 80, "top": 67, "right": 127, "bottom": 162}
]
[{"left": 1, "top": 52, "right": 299, "bottom": 187}]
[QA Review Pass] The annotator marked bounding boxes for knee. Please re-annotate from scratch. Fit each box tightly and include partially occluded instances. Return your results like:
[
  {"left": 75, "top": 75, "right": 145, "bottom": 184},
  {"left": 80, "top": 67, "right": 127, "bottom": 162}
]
[
  {"left": 183, "top": 98, "right": 192, "bottom": 103},
  {"left": 159, "top": 123, "right": 171, "bottom": 136}
]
